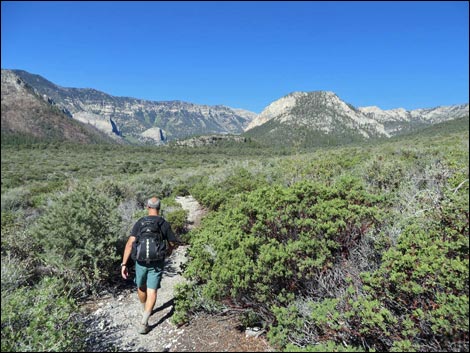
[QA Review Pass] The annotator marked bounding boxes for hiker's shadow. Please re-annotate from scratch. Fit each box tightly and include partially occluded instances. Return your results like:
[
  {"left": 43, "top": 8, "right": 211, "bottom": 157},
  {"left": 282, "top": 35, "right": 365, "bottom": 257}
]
[{"left": 149, "top": 298, "right": 175, "bottom": 330}]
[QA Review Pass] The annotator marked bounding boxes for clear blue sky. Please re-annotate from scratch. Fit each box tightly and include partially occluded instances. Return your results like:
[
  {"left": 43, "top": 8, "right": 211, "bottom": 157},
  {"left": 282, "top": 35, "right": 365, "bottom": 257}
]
[{"left": 2, "top": 1, "right": 468, "bottom": 113}]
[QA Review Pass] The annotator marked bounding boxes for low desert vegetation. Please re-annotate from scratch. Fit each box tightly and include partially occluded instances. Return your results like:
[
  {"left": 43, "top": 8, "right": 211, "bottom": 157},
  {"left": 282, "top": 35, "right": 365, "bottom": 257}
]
[{"left": 1, "top": 120, "right": 468, "bottom": 351}]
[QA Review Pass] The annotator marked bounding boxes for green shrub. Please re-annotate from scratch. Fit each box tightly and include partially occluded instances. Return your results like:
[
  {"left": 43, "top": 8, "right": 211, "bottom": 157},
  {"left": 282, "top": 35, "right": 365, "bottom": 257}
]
[
  {"left": 390, "top": 340, "right": 418, "bottom": 352},
  {"left": 172, "top": 282, "right": 224, "bottom": 326},
  {"left": 1, "top": 187, "right": 33, "bottom": 211},
  {"left": 165, "top": 208, "right": 188, "bottom": 235},
  {"left": 190, "top": 168, "right": 268, "bottom": 210},
  {"left": 360, "top": 183, "right": 469, "bottom": 351},
  {"left": 119, "top": 160, "right": 142, "bottom": 174},
  {"left": 179, "top": 177, "right": 384, "bottom": 327},
  {"left": 363, "top": 156, "right": 406, "bottom": 192},
  {"left": 190, "top": 179, "right": 227, "bottom": 210},
  {"left": 97, "top": 179, "right": 132, "bottom": 202},
  {"left": 284, "top": 341, "right": 364, "bottom": 352},
  {"left": 1, "top": 211, "right": 42, "bottom": 267},
  {"left": 1, "top": 211, "right": 19, "bottom": 248},
  {"left": 29, "top": 180, "right": 68, "bottom": 207},
  {"left": 172, "top": 183, "right": 190, "bottom": 196},
  {"left": 31, "top": 184, "right": 122, "bottom": 296},
  {"left": 240, "top": 310, "right": 263, "bottom": 328},
  {"left": 267, "top": 176, "right": 468, "bottom": 352},
  {"left": 1, "top": 277, "right": 86, "bottom": 352},
  {"left": 1, "top": 252, "right": 34, "bottom": 294},
  {"left": 131, "top": 175, "right": 173, "bottom": 205}
]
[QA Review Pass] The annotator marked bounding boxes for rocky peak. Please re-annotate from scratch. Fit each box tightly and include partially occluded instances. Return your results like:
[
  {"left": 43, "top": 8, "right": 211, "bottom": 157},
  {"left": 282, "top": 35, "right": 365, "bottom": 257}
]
[
  {"left": 8, "top": 69, "right": 257, "bottom": 144},
  {"left": 246, "top": 91, "right": 308, "bottom": 130},
  {"left": 246, "top": 90, "right": 388, "bottom": 138},
  {"left": 359, "top": 104, "right": 469, "bottom": 134}
]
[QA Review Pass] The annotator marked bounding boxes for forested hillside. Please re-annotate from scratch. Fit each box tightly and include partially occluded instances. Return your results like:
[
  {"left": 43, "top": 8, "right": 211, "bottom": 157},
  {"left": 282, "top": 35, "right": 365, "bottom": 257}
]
[{"left": 1, "top": 119, "right": 468, "bottom": 352}]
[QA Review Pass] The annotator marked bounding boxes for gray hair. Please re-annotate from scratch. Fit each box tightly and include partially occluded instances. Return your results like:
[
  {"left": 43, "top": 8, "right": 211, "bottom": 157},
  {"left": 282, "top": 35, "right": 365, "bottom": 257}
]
[{"left": 147, "top": 197, "right": 161, "bottom": 210}]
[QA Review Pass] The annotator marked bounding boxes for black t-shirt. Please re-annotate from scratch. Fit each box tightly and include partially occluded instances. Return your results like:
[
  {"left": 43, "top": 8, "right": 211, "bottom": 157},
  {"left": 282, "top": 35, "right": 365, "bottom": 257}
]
[{"left": 130, "top": 215, "right": 180, "bottom": 243}]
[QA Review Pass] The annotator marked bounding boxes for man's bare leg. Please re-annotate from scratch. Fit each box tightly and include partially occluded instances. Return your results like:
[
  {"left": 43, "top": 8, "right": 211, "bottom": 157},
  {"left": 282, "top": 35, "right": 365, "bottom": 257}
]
[
  {"left": 138, "top": 286, "right": 147, "bottom": 312},
  {"left": 141, "top": 288, "right": 157, "bottom": 328},
  {"left": 144, "top": 288, "right": 157, "bottom": 314}
]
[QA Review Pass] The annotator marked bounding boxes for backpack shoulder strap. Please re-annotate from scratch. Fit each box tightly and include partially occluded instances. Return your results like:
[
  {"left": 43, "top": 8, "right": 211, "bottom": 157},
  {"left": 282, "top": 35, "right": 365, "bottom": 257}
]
[
  {"left": 139, "top": 216, "right": 163, "bottom": 239},
  {"left": 133, "top": 217, "right": 143, "bottom": 242}
]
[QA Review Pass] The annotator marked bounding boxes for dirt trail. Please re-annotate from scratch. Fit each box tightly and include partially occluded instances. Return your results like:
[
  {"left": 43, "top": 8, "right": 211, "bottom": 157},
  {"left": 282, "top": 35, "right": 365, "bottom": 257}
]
[
  {"left": 175, "top": 195, "right": 207, "bottom": 230},
  {"left": 82, "top": 196, "right": 273, "bottom": 352}
]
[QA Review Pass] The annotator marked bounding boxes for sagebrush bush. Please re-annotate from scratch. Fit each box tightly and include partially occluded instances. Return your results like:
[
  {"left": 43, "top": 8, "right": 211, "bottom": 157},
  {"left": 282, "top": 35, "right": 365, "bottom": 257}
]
[
  {"left": 172, "top": 282, "right": 225, "bottom": 325},
  {"left": 1, "top": 187, "right": 33, "bottom": 211},
  {"left": 130, "top": 174, "right": 174, "bottom": 206},
  {"left": 31, "top": 184, "right": 122, "bottom": 296},
  {"left": 1, "top": 210, "right": 42, "bottom": 272},
  {"left": 1, "top": 276, "right": 86, "bottom": 352},
  {"left": 1, "top": 252, "right": 34, "bottom": 293}
]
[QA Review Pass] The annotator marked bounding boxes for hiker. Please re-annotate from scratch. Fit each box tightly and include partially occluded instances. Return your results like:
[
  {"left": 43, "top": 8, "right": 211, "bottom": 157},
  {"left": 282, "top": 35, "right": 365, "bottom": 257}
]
[{"left": 121, "top": 197, "right": 181, "bottom": 334}]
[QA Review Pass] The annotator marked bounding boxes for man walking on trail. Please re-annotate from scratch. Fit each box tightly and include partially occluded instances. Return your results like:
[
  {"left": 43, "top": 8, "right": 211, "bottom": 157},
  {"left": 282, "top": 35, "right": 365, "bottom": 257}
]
[{"left": 121, "top": 197, "right": 181, "bottom": 334}]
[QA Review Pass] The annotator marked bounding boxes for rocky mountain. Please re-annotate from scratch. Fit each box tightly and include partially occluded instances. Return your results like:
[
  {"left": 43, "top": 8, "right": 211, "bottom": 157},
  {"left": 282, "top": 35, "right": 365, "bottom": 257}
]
[
  {"left": 358, "top": 104, "right": 469, "bottom": 135},
  {"left": 244, "top": 91, "right": 468, "bottom": 147},
  {"left": 4, "top": 68, "right": 467, "bottom": 148},
  {"left": 8, "top": 69, "right": 256, "bottom": 144},
  {"left": 1, "top": 70, "right": 116, "bottom": 144},
  {"left": 244, "top": 91, "right": 389, "bottom": 147}
]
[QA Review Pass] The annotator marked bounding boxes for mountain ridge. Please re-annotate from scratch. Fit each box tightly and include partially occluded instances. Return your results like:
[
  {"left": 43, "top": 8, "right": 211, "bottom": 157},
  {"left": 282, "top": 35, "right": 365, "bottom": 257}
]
[
  {"left": 6, "top": 69, "right": 257, "bottom": 144},
  {"left": 2, "top": 69, "right": 468, "bottom": 147},
  {"left": 1, "top": 69, "right": 117, "bottom": 144},
  {"left": 244, "top": 90, "right": 468, "bottom": 147}
]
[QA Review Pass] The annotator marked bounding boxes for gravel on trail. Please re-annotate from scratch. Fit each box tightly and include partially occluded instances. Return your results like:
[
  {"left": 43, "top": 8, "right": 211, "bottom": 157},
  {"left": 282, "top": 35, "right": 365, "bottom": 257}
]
[{"left": 82, "top": 196, "right": 273, "bottom": 352}]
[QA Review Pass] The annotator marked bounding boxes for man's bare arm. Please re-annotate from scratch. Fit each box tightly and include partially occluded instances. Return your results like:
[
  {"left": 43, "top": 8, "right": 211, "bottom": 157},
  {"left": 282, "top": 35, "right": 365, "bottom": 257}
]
[{"left": 121, "top": 236, "right": 136, "bottom": 279}]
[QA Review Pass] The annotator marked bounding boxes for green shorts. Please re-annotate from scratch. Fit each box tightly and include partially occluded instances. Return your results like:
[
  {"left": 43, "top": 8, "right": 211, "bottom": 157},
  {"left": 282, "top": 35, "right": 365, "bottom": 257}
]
[{"left": 134, "top": 260, "right": 165, "bottom": 290}]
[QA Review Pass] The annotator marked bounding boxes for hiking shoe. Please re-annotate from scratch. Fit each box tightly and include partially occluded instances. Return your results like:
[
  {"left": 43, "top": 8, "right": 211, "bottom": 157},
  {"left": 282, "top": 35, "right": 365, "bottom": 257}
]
[{"left": 138, "top": 323, "right": 150, "bottom": 334}]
